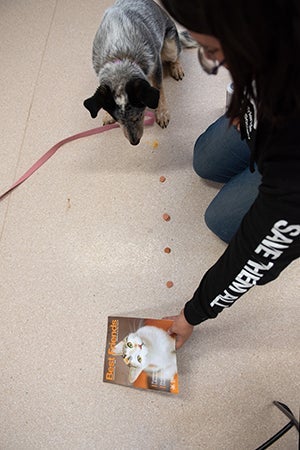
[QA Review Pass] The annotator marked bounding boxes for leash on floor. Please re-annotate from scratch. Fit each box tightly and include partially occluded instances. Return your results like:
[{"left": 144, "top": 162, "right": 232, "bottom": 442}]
[{"left": 0, "top": 111, "right": 155, "bottom": 202}]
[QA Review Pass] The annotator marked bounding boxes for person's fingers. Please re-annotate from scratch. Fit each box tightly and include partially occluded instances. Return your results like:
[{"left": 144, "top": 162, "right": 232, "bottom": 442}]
[
  {"left": 162, "top": 315, "right": 177, "bottom": 334},
  {"left": 175, "top": 335, "right": 184, "bottom": 350},
  {"left": 162, "top": 313, "right": 193, "bottom": 349},
  {"left": 162, "top": 315, "right": 177, "bottom": 321}
]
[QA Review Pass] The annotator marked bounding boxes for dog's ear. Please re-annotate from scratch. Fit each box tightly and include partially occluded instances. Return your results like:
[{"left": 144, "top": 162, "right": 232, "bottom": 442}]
[
  {"left": 83, "top": 85, "right": 111, "bottom": 118},
  {"left": 126, "top": 79, "right": 160, "bottom": 109},
  {"left": 140, "top": 82, "right": 160, "bottom": 109}
]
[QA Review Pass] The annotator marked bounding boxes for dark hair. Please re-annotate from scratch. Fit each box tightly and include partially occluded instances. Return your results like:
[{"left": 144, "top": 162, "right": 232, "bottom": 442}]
[{"left": 161, "top": 0, "right": 300, "bottom": 125}]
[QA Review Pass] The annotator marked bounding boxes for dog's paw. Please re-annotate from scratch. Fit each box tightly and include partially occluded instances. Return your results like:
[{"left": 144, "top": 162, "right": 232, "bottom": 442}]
[
  {"left": 170, "top": 61, "right": 185, "bottom": 81},
  {"left": 102, "top": 112, "right": 116, "bottom": 125},
  {"left": 155, "top": 108, "right": 170, "bottom": 128}
]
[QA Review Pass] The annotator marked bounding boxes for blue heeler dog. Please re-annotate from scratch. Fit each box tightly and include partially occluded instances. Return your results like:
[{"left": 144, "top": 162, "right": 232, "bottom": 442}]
[{"left": 83, "top": 0, "right": 196, "bottom": 145}]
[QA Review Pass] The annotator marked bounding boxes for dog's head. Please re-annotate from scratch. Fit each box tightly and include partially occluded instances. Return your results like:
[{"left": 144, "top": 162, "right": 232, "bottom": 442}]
[{"left": 83, "top": 78, "right": 159, "bottom": 145}]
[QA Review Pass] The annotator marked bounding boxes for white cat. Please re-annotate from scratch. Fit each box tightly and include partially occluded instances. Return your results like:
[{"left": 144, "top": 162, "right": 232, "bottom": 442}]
[{"left": 114, "top": 325, "right": 177, "bottom": 383}]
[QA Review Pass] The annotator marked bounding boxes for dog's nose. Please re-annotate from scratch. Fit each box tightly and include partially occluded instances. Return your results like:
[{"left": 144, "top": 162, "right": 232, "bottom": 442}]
[{"left": 130, "top": 139, "right": 140, "bottom": 146}]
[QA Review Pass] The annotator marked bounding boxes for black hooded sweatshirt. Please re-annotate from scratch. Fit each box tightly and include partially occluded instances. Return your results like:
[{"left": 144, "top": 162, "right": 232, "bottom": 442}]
[{"left": 184, "top": 108, "right": 300, "bottom": 325}]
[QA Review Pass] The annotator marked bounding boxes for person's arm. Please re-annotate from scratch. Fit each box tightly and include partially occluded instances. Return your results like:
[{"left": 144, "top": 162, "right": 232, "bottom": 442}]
[
  {"left": 185, "top": 195, "right": 300, "bottom": 325},
  {"left": 170, "top": 117, "right": 300, "bottom": 347}
]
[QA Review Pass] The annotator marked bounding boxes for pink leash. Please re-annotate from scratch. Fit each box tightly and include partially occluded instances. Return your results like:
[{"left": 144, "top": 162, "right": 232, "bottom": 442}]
[{"left": 0, "top": 111, "right": 155, "bottom": 202}]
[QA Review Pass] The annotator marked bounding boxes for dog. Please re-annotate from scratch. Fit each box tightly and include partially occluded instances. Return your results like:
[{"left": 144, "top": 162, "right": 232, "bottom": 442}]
[{"left": 83, "top": 0, "right": 196, "bottom": 145}]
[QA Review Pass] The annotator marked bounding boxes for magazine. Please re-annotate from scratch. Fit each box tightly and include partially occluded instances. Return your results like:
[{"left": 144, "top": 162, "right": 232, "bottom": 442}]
[{"left": 103, "top": 316, "right": 179, "bottom": 394}]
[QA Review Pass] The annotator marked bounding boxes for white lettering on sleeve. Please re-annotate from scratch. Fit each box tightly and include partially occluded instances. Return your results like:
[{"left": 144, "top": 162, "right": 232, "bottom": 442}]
[{"left": 209, "top": 219, "right": 298, "bottom": 310}]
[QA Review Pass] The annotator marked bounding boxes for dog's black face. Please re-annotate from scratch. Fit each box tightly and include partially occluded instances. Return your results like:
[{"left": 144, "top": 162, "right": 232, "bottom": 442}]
[
  {"left": 112, "top": 105, "right": 145, "bottom": 146},
  {"left": 84, "top": 78, "right": 159, "bottom": 145}
]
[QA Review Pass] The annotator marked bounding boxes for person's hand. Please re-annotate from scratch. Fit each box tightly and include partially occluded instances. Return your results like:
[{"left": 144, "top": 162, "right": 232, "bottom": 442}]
[
  {"left": 163, "top": 309, "right": 194, "bottom": 350},
  {"left": 232, "top": 117, "right": 240, "bottom": 131}
]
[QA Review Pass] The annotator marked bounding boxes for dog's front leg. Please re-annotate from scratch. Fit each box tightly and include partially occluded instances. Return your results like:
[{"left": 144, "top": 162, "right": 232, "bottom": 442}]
[
  {"left": 102, "top": 112, "right": 116, "bottom": 125},
  {"left": 151, "top": 66, "right": 170, "bottom": 129},
  {"left": 155, "top": 85, "right": 170, "bottom": 129}
]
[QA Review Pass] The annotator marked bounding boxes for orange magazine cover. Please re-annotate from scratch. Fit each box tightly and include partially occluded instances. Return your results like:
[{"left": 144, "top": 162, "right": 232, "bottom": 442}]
[{"left": 103, "top": 316, "right": 179, "bottom": 394}]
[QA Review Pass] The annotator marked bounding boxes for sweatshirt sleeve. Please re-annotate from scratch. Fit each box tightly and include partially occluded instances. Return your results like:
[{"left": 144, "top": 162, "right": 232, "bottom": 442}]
[{"left": 184, "top": 117, "right": 300, "bottom": 326}]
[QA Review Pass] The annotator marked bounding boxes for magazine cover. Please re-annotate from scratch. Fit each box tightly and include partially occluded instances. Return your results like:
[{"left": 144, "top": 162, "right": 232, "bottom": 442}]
[{"left": 103, "top": 316, "right": 179, "bottom": 394}]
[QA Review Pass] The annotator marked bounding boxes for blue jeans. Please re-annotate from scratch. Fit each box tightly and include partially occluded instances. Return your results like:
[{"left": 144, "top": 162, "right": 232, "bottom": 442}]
[{"left": 193, "top": 115, "right": 262, "bottom": 243}]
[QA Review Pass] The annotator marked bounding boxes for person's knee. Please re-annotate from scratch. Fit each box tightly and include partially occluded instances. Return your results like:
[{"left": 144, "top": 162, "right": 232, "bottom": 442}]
[
  {"left": 193, "top": 115, "right": 231, "bottom": 181},
  {"left": 193, "top": 133, "right": 214, "bottom": 179},
  {"left": 204, "top": 206, "right": 232, "bottom": 243}
]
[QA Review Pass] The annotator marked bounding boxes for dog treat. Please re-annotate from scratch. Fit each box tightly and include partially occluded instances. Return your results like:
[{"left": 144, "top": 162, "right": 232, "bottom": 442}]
[
  {"left": 152, "top": 140, "right": 159, "bottom": 148},
  {"left": 166, "top": 281, "right": 174, "bottom": 288},
  {"left": 163, "top": 213, "right": 171, "bottom": 222},
  {"left": 159, "top": 176, "right": 166, "bottom": 183},
  {"left": 164, "top": 247, "right": 171, "bottom": 253}
]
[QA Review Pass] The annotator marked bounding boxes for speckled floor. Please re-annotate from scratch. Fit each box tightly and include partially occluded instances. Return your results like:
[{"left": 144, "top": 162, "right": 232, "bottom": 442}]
[{"left": 0, "top": 1, "right": 299, "bottom": 449}]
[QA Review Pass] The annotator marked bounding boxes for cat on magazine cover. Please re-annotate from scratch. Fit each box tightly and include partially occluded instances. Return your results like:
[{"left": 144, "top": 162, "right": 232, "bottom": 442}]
[{"left": 114, "top": 325, "right": 177, "bottom": 383}]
